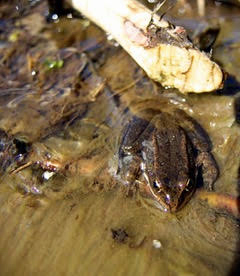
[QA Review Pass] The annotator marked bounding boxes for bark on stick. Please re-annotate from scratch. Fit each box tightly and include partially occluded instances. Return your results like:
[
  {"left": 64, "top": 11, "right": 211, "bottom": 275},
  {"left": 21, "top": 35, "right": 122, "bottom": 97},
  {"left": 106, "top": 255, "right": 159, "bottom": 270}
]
[{"left": 67, "top": 0, "right": 223, "bottom": 93}]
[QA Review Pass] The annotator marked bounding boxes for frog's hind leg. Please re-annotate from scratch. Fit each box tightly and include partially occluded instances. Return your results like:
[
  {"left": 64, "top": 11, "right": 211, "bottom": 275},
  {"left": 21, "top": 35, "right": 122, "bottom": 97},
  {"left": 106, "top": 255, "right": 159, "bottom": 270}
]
[
  {"left": 174, "top": 109, "right": 212, "bottom": 152},
  {"left": 174, "top": 109, "right": 219, "bottom": 190},
  {"left": 118, "top": 153, "right": 142, "bottom": 198}
]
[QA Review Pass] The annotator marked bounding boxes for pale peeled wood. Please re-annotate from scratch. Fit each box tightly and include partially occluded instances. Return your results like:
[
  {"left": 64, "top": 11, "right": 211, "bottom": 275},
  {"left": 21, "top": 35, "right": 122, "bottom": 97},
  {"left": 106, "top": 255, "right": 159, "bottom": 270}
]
[{"left": 67, "top": 0, "right": 223, "bottom": 93}]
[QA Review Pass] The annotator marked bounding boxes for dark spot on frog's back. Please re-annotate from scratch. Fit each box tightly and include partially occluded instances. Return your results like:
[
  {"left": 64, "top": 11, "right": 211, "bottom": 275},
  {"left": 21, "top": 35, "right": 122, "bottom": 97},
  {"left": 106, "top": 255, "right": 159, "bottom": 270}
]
[{"left": 117, "top": 109, "right": 219, "bottom": 212}]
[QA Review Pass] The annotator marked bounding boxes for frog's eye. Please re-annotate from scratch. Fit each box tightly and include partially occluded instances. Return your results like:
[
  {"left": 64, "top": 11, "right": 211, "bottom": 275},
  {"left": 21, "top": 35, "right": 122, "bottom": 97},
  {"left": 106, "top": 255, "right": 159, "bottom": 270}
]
[{"left": 152, "top": 180, "right": 161, "bottom": 190}]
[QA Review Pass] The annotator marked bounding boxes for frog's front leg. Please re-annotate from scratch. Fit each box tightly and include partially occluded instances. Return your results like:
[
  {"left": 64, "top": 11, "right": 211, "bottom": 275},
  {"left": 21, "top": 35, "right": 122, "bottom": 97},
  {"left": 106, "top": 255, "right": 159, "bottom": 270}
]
[
  {"left": 118, "top": 154, "right": 141, "bottom": 185},
  {"left": 196, "top": 152, "right": 219, "bottom": 190},
  {"left": 117, "top": 153, "right": 143, "bottom": 198},
  {"left": 118, "top": 115, "right": 152, "bottom": 184}
]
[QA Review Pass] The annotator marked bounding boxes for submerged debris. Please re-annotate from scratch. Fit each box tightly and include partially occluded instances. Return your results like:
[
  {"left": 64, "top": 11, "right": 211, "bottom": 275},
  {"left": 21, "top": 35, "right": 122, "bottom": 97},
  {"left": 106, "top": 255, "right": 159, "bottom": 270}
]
[
  {"left": 111, "top": 228, "right": 129, "bottom": 243},
  {"left": 197, "top": 190, "right": 240, "bottom": 218},
  {"left": 0, "top": 130, "right": 30, "bottom": 173},
  {"left": 43, "top": 58, "right": 64, "bottom": 70},
  {"left": 152, "top": 239, "right": 162, "bottom": 249}
]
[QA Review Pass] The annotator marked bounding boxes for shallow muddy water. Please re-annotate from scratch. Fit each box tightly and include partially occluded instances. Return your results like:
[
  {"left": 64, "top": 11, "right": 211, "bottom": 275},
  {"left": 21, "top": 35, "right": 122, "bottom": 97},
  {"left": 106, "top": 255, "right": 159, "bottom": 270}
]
[{"left": 0, "top": 1, "right": 240, "bottom": 275}]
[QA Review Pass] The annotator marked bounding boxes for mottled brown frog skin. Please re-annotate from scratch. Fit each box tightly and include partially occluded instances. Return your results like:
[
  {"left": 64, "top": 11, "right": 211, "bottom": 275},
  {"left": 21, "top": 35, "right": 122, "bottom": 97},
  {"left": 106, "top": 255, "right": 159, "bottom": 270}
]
[{"left": 118, "top": 109, "right": 219, "bottom": 212}]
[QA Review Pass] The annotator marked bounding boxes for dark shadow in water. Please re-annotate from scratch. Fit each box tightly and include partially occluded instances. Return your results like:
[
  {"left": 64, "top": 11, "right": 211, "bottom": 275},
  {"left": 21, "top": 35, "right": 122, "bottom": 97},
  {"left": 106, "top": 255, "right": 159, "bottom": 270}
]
[
  {"left": 46, "top": 0, "right": 83, "bottom": 22},
  {"left": 217, "top": 75, "right": 240, "bottom": 96},
  {"left": 234, "top": 95, "right": 240, "bottom": 125}
]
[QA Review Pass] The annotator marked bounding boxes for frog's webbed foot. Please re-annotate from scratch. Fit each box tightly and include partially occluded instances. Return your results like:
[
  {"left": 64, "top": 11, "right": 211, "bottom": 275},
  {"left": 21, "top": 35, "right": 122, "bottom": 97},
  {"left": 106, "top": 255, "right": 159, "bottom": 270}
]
[{"left": 196, "top": 152, "right": 219, "bottom": 190}]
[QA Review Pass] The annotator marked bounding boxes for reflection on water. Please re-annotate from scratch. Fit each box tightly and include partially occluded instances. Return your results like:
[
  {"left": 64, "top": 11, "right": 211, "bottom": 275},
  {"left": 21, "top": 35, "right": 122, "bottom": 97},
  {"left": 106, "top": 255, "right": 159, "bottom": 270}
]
[{"left": 0, "top": 1, "right": 240, "bottom": 275}]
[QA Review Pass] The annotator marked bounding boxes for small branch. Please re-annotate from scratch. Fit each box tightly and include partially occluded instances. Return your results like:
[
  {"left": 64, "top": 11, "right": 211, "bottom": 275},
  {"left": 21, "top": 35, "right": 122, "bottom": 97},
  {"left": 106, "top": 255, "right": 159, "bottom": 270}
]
[
  {"left": 10, "top": 161, "right": 32, "bottom": 174},
  {"left": 67, "top": 0, "right": 223, "bottom": 93}
]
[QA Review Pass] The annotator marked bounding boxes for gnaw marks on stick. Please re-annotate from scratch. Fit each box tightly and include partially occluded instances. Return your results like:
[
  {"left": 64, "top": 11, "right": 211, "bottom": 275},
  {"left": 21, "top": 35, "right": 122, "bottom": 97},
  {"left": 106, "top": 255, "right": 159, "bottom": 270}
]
[{"left": 67, "top": 0, "right": 223, "bottom": 93}]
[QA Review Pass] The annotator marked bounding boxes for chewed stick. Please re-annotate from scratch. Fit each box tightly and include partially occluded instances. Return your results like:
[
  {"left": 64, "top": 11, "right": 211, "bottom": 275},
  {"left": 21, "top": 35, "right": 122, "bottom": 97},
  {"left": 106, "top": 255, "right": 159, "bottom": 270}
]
[{"left": 67, "top": 0, "right": 223, "bottom": 93}]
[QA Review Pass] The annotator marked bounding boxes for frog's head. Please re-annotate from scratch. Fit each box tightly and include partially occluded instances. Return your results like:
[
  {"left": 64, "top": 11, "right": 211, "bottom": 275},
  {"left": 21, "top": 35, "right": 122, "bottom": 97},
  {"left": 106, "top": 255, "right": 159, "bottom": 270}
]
[{"left": 146, "top": 175, "right": 196, "bottom": 212}]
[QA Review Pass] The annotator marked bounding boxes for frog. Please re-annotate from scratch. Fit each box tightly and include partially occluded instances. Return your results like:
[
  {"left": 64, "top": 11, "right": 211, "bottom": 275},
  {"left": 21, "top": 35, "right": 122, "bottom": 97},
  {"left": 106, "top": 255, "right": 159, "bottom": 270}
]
[{"left": 117, "top": 108, "right": 219, "bottom": 212}]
